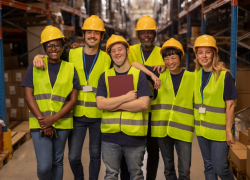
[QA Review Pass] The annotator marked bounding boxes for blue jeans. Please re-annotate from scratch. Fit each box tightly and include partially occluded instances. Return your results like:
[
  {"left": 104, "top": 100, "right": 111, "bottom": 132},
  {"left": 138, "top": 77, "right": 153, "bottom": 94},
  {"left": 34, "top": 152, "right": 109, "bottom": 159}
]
[
  {"left": 68, "top": 120, "right": 101, "bottom": 180},
  {"left": 197, "top": 136, "right": 234, "bottom": 180},
  {"left": 157, "top": 136, "right": 192, "bottom": 180},
  {"left": 31, "top": 129, "right": 70, "bottom": 180},
  {"left": 102, "top": 141, "right": 145, "bottom": 180}
]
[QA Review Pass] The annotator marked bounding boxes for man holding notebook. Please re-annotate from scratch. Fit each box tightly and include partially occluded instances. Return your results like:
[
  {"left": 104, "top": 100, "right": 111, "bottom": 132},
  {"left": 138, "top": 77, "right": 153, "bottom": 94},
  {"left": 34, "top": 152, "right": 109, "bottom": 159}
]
[{"left": 96, "top": 35, "right": 152, "bottom": 179}]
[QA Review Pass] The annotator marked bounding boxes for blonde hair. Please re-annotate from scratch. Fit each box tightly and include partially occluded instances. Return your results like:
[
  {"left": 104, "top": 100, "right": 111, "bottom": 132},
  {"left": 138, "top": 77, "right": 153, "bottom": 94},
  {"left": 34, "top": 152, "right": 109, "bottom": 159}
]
[{"left": 194, "top": 47, "right": 230, "bottom": 80}]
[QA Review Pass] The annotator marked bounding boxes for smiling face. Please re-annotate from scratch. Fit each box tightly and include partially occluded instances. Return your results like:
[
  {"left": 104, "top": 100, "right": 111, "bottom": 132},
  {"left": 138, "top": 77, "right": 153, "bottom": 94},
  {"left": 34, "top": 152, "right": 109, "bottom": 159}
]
[
  {"left": 83, "top": 30, "right": 103, "bottom": 48},
  {"left": 196, "top": 47, "right": 214, "bottom": 68},
  {"left": 45, "top": 39, "right": 63, "bottom": 61},
  {"left": 164, "top": 54, "right": 181, "bottom": 71},
  {"left": 137, "top": 30, "right": 155, "bottom": 47},
  {"left": 110, "top": 43, "right": 128, "bottom": 67}
]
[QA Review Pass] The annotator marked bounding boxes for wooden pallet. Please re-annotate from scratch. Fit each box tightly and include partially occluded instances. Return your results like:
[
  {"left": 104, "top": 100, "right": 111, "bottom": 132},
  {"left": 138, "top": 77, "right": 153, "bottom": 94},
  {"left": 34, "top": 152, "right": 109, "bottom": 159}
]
[
  {"left": 12, "top": 121, "right": 31, "bottom": 140},
  {"left": 11, "top": 131, "right": 28, "bottom": 151},
  {"left": 0, "top": 150, "right": 9, "bottom": 170},
  {"left": 229, "top": 158, "right": 246, "bottom": 180}
]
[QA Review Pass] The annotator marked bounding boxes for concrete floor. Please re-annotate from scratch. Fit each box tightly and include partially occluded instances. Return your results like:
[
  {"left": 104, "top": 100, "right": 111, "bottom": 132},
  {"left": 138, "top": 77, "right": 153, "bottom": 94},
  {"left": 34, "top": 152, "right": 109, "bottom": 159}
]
[{"left": 0, "top": 133, "right": 228, "bottom": 180}]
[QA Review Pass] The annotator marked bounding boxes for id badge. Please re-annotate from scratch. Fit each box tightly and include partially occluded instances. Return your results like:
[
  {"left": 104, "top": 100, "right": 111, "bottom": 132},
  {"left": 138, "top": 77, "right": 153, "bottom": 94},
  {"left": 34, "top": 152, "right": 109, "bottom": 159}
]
[
  {"left": 199, "top": 107, "right": 206, "bottom": 114},
  {"left": 83, "top": 85, "right": 93, "bottom": 92}
]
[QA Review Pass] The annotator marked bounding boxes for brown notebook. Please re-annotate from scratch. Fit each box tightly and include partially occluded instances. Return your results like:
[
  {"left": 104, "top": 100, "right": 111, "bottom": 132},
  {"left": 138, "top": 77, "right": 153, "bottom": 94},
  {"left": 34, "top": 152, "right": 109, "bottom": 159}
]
[{"left": 108, "top": 74, "right": 134, "bottom": 98}]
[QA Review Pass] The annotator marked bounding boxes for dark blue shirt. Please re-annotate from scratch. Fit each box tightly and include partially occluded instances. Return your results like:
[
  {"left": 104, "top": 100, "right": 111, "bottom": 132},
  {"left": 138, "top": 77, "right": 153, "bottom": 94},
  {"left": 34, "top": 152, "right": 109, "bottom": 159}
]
[
  {"left": 145, "top": 66, "right": 185, "bottom": 99},
  {"left": 96, "top": 68, "right": 152, "bottom": 146},
  {"left": 64, "top": 49, "right": 112, "bottom": 123},
  {"left": 142, "top": 49, "right": 153, "bottom": 62},
  {"left": 21, "top": 61, "right": 81, "bottom": 90},
  {"left": 202, "top": 70, "right": 238, "bottom": 101}
]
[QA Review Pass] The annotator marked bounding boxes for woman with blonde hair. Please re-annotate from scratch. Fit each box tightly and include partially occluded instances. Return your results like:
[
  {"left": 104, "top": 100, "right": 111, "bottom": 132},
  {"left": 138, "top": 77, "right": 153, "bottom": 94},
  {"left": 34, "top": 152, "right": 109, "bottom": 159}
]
[{"left": 193, "top": 34, "right": 237, "bottom": 180}]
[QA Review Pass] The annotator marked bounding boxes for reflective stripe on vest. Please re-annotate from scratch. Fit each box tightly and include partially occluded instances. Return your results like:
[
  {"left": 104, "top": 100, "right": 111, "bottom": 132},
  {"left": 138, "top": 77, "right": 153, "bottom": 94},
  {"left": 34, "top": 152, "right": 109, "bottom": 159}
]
[
  {"left": 151, "top": 69, "right": 195, "bottom": 142},
  {"left": 29, "top": 58, "right": 74, "bottom": 129},
  {"left": 69, "top": 48, "right": 111, "bottom": 118},
  {"left": 194, "top": 68, "right": 227, "bottom": 141},
  {"left": 101, "top": 66, "right": 148, "bottom": 136}
]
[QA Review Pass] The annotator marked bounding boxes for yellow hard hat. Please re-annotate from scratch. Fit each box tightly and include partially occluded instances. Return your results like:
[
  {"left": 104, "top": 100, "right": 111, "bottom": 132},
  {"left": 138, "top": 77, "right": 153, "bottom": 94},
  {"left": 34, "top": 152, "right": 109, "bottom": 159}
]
[
  {"left": 106, "top": 35, "right": 130, "bottom": 54},
  {"left": 193, "top": 34, "right": 218, "bottom": 52},
  {"left": 135, "top": 15, "right": 158, "bottom": 31},
  {"left": 82, "top": 15, "right": 105, "bottom": 32},
  {"left": 40, "top": 25, "right": 65, "bottom": 44},
  {"left": 160, "top": 38, "right": 185, "bottom": 57}
]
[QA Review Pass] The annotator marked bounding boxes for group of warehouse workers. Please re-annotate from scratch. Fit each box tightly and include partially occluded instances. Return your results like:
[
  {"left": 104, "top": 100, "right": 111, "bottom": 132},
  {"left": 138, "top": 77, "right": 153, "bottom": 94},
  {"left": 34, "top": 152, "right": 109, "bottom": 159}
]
[{"left": 21, "top": 15, "right": 238, "bottom": 180}]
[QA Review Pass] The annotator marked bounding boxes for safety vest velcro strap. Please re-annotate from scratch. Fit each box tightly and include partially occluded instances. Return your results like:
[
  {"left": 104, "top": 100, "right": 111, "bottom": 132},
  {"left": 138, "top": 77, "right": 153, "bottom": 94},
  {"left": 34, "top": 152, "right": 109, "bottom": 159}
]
[
  {"left": 195, "top": 120, "right": 226, "bottom": 130},
  {"left": 151, "top": 104, "right": 172, "bottom": 110},
  {"left": 151, "top": 121, "right": 169, "bottom": 126},
  {"left": 102, "top": 119, "right": 147, "bottom": 126},
  {"left": 34, "top": 94, "right": 51, "bottom": 100},
  {"left": 169, "top": 121, "right": 194, "bottom": 132},
  {"left": 34, "top": 94, "right": 66, "bottom": 103},
  {"left": 29, "top": 111, "right": 72, "bottom": 118},
  {"left": 194, "top": 120, "right": 200, "bottom": 126},
  {"left": 194, "top": 104, "right": 226, "bottom": 113},
  {"left": 172, "top": 105, "right": 194, "bottom": 115},
  {"left": 80, "top": 86, "right": 97, "bottom": 93}
]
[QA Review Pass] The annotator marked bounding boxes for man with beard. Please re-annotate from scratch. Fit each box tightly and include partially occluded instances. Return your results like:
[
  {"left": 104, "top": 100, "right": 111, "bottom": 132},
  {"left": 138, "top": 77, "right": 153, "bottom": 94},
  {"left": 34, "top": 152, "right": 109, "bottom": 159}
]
[
  {"left": 32, "top": 15, "right": 111, "bottom": 180},
  {"left": 96, "top": 35, "right": 152, "bottom": 180},
  {"left": 121, "top": 15, "right": 164, "bottom": 180}
]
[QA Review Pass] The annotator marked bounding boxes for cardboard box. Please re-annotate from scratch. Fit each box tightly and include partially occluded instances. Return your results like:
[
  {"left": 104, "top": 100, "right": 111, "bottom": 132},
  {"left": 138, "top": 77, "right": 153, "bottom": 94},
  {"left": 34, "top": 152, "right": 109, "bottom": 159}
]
[
  {"left": 12, "top": 96, "right": 26, "bottom": 108},
  {"left": 21, "top": 107, "right": 29, "bottom": 121},
  {"left": 3, "top": 44, "right": 11, "bottom": 56},
  {"left": 11, "top": 69, "right": 27, "bottom": 83},
  {"left": 247, "top": 146, "right": 250, "bottom": 178},
  {"left": 229, "top": 141, "right": 247, "bottom": 158},
  {"left": 5, "top": 82, "right": 19, "bottom": 96},
  {"left": 6, "top": 107, "right": 22, "bottom": 121},
  {"left": 247, "top": 176, "right": 250, "bottom": 180},
  {"left": 236, "top": 94, "right": 250, "bottom": 115},
  {"left": 236, "top": 70, "right": 250, "bottom": 94},
  {"left": 191, "top": 27, "right": 201, "bottom": 37},
  {"left": 18, "top": 83, "right": 24, "bottom": 96},
  {"left": 5, "top": 96, "right": 16, "bottom": 108},
  {"left": 231, "top": 149, "right": 247, "bottom": 171},
  {"left": 240, "top": 130, "right": 250, "bottom": 146},
  {"left": 4, "top": 56, "right": 19, "bottom": 70},
  {"left": 4, "top": 70, "right": 12, "bottom": 82}
]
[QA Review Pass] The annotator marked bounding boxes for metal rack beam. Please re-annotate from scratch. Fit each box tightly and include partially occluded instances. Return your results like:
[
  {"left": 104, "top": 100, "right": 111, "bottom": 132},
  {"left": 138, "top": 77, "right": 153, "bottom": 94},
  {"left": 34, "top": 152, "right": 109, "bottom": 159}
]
[
  {"left": 178, "top": 0, "right": 202, "bottom": 19},
  {"left": 203, "top": 0, "right": 231, "bottom": 14}
]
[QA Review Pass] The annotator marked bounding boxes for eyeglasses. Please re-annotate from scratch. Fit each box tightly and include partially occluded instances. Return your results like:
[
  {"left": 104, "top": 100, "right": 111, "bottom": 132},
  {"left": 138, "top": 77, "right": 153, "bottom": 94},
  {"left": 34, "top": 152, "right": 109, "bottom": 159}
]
[{"left": 46, "top": 43, "right": 62, "bottom": 50}]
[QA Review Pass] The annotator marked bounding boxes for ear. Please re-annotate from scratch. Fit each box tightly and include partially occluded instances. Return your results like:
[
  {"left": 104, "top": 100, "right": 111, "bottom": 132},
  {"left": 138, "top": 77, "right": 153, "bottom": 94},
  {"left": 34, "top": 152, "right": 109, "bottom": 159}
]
[
  {"left": 82, "top": 33, "right": 85, "bottom": 40},
  {"left": 101, "top": 33, "right": 104, "bottom": 40},
  {"left": 127, "top": 48, "right": 129, "bottom": 54}
]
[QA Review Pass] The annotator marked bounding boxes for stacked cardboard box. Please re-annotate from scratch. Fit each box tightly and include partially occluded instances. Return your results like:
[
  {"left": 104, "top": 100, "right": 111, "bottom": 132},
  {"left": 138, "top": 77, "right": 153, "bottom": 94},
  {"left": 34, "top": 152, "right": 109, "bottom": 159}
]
[
  {"left": 0, "top": 124, "right": 3, "bottom": 154},
  {"left": 231, "top": 129, "right": 250, "bottom": 179},
  {"left": 5, "top": 68, "right": 28, "bottom": 121}
]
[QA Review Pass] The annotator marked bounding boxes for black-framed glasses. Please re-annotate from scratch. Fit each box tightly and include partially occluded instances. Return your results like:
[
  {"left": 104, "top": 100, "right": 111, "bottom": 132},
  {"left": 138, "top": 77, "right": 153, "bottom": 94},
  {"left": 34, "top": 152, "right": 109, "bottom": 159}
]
[{"left": 46, "top": 43, "right": 62, "bottom": 50}]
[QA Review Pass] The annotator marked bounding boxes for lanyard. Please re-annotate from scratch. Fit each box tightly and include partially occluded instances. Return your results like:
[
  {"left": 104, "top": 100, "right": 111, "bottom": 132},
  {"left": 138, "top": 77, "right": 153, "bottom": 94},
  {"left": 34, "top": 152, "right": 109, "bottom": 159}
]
[
  {"left": 83, "top": 50, "right": 99, "bottom": 83},
  {"left": 200, "top": 70, "right": 213, "bottom": 105},
  {"left": 140, "top": 45, "right": 145, "bottom": 65}
]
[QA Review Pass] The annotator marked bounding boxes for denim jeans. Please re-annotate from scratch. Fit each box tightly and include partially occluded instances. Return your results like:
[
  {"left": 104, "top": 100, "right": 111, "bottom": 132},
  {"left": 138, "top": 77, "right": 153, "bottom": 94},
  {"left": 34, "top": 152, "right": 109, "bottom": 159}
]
[
  {"left": 31, "top": 129, "right": 70, "bottom": 180},
  {"left": 120, "top": 113, "right": 159, "bottom": 180},
  {"left": 102, "top": 141, "right": 146, "bottom": 180},
  {"left": 197, "top": 136, "right": 234, "bottom": 180},
  {"left": 68, "top": 120, "right": 101, "bottom": 180},
  {"left": 157, "top": 135, "right": 192, "bottom": 180}
]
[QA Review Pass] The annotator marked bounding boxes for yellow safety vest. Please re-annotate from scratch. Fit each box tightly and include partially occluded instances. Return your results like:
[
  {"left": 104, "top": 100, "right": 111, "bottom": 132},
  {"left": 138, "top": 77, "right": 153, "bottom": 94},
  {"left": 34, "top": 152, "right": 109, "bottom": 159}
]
[
  {"left": 151, "top": 69, "right": 195, "bottom": 142},
  {"left": 29, "top": 58, "right": 74, "bottom": 129},
  {"left": 69, "top": 47, "right": 111, "bottom": 118},
  {"left": 101, "top": 66, "right": 148, "bottom": 136},
  {"left": 128, "top": 44, "right": 164, "bottom": 66},
  {"left": 194, "top": 68, "right": 227, "bottom": 141}
]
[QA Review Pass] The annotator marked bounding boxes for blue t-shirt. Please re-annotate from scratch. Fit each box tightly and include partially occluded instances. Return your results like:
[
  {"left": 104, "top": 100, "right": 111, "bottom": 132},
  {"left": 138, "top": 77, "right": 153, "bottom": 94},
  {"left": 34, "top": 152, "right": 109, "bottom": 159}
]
[
  {"left": 62, "top": 49, "right": 112, "bottom": 122},
  {"left": 22, "top": 61, "right": 81, "bottom": 90},
  {"left": 96, "top": 67, "right": 152, "bottom": 146},
  {"left": 142, "top": 49, "right": 153, "bottom": 62},
  {"left": 145, "top": 66, "right": 238, "bottom": 101}
]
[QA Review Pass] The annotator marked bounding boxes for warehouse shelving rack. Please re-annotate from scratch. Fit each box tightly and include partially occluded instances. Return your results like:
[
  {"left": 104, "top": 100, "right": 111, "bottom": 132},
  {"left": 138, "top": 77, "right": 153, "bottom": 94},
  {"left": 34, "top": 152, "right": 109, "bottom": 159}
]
[{"left": 0, "top": 0, "right": 132, "bottom": 132}]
